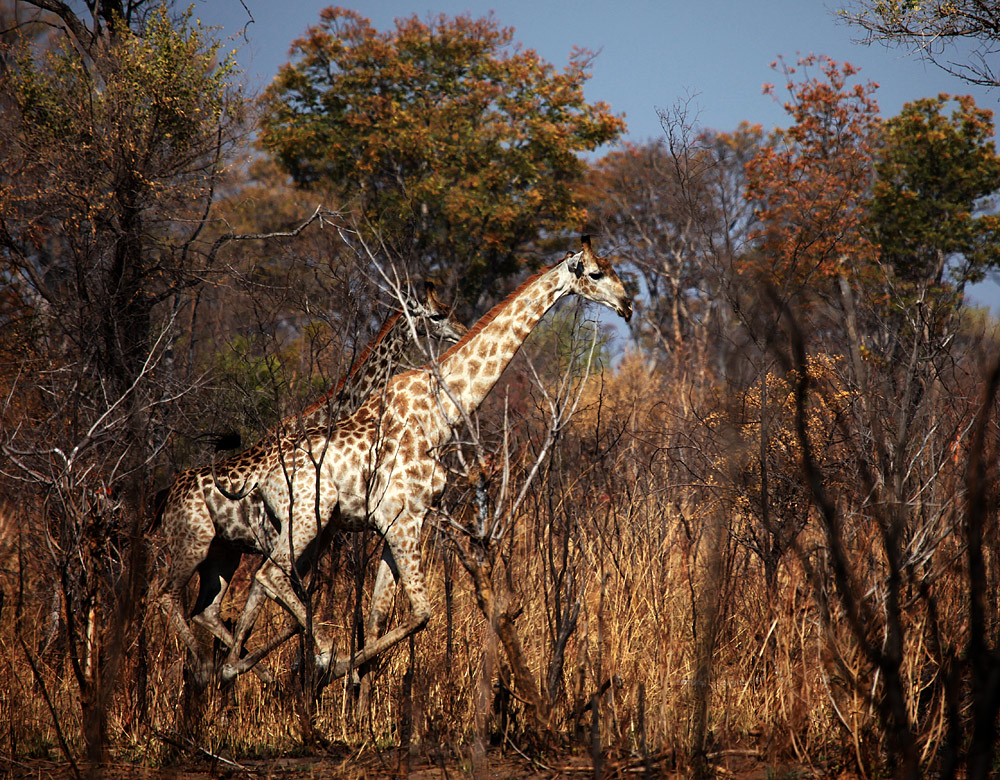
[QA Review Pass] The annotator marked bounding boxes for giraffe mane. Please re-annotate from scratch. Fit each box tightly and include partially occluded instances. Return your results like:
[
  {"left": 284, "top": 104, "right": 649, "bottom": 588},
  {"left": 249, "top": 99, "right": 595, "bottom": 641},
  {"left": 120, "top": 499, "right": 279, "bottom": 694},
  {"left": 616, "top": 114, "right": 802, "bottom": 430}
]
[
  {"left": 297, "top": 310, "right": 404, "bottom": 420},
  {"left": 439, "top": 263, "right": 557, "bottom": 361}
]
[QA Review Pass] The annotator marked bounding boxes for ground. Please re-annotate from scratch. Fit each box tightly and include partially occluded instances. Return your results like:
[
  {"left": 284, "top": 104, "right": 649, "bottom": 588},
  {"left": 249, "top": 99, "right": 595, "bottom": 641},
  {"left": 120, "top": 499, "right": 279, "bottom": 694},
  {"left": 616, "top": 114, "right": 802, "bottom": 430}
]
[{"left": 3, "top": 747, "right": 831, "bottom": 779}]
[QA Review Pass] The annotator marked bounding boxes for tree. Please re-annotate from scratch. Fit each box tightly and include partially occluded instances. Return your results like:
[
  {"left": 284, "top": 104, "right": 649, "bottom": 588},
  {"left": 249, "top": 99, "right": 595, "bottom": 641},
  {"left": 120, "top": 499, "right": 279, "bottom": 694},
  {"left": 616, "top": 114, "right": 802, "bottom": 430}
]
[
  {"left": 258, "top": 7, "right": 626, "bottom": 308},
  {"left": 841, "top": 0, "right": 1000, "bottom": 88},
  {"left": 743, "top": 55, "right": 881, "bottom": 302},
  {"left": 869, "top": 93, "right": 1000, "bottom": 293},
  {"left": 2, "top": 2, "right": 244, "bottom": 397},
  {"left": 0, "top": 0, "right": 247, "bottom": 761},
  {"left": 582, "top": 122, "right": 761, "bottom": 360},
  {"left": 739, "top": 55, "right": 1000, "bottom": 779}
]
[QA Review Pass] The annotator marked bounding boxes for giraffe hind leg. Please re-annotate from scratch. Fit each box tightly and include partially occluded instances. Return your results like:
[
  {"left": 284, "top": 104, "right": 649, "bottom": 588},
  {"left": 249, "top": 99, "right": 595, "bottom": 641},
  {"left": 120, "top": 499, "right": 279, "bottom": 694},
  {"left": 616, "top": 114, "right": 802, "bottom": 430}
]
[
  {"left": 158, "top": 529, "right": 219, "bottom": 689},
  {"left": 159, "top": 586, "right": 215, "bottom": 690},
  {"left": 189, "top": 542, "right": 242, "bottom": 647}
]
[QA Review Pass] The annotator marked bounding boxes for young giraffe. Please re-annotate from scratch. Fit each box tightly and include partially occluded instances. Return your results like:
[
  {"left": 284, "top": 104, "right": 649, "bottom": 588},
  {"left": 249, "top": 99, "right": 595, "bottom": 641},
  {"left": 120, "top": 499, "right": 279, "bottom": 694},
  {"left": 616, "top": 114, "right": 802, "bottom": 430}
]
[
  {"left": 218, "top": 236, "right": 631, "bottom": 683},
  {"left": 157, "top": 285, "right": 466, "bottom": 686}
]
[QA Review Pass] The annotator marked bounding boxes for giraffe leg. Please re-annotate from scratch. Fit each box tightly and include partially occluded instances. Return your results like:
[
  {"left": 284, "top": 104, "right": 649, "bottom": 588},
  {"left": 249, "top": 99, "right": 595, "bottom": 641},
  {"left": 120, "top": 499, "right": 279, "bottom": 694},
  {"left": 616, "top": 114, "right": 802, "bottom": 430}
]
[
  {"left": 365, "top": 544, "right": 401, "bottom": 647},
  {"left": 189, "top": 543, "right": 241, "bottom": 646},
  {"left": 223, "top": 618, "right": 302, "bottom": 683},
  {"left": 220, "top": 554, "right": 335, "bottom": 683},
  {"left": 354, "top": 545, "right": 399, "bottom": 705},
  {"left": 220, "top": 479, "right": 341, "bottom": 683},
  {"left": 332, "top": 524, "right": 430, "bottom": 679},
  {"left": 189, "top": 547, "right": 276, "bottom": 686},
  {"left": 159, "top": 587, "right": 214, "bottom": 689},
  {"left": 158, "top": 518, "right": 217, "bottom": 688},
  {"left": 219, "top": 576, "right": 273, "bottom": 683}
]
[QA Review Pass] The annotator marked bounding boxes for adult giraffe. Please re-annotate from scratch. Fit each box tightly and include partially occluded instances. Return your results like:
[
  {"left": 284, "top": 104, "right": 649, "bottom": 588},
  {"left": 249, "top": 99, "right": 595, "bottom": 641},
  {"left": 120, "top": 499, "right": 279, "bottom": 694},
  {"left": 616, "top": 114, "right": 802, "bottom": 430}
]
[
  {"left": 217, "top": 236, "right": 631, "bottom": 683},
  {"left": 157, "top": 285, "right": 466, "bottom": 686}
]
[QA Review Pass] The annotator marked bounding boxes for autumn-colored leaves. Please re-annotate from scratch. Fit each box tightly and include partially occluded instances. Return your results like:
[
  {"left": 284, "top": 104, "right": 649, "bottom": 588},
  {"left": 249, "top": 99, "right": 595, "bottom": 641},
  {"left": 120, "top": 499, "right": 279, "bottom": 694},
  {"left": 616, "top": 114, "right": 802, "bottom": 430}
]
[
  {"left": 258, "top": 8, "right": 626, "bottom": 306},
  {"left": 743, "top": 54, "right": 1000, "bottom": 311},
  {"left": 745, "top": 55, "right": 881, "bottom": 297}
]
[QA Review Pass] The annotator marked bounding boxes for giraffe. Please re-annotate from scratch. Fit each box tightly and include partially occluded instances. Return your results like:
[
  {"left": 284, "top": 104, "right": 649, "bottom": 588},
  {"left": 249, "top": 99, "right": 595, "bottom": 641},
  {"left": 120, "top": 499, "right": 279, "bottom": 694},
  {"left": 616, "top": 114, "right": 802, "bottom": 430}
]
[
  {"left": 157, "top": 284, "right": 466, "bottom": 687},
  {"left": 217, "top": 236, "right": 632, "bottom": 683}
]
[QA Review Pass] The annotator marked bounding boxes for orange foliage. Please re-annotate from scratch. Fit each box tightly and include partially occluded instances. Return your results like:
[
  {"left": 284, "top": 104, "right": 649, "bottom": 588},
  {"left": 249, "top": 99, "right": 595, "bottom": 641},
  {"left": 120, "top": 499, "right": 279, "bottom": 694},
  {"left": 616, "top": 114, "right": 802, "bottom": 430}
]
[
  {"left": 259, "top": 7, "right": 626, "bottom": 302},
  {"left": 744, "top": 56, "right": 881, "bottom": 298}
]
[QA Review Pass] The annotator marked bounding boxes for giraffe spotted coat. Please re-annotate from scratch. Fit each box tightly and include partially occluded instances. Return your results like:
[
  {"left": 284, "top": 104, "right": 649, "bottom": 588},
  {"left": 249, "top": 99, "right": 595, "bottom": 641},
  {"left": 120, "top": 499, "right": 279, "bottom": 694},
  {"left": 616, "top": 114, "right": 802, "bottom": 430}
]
[{"left": 219, "top": 237, "right": 632, "bottom": 683}]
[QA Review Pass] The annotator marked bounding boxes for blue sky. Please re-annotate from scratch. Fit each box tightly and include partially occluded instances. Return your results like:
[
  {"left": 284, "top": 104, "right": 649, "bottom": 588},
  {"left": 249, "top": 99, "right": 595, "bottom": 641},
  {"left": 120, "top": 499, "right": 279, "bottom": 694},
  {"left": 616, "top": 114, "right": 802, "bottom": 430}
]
[
  {"left": 193, "top": 0, "right": 1000, "bottom": 310},
  {"left": 195, "top": 0, "right": 998, "bottom": 141}
]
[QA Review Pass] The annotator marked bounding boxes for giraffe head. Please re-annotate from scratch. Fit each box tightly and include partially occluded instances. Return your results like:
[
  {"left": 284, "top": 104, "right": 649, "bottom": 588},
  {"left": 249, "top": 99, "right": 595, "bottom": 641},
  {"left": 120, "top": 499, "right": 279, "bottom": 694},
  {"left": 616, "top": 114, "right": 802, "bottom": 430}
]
[
  {"left": 563, "top": 235, "right": 632, "bottom": 321},
  {"left": 405, "top": 281, "right": 468, "bottom": 343}
]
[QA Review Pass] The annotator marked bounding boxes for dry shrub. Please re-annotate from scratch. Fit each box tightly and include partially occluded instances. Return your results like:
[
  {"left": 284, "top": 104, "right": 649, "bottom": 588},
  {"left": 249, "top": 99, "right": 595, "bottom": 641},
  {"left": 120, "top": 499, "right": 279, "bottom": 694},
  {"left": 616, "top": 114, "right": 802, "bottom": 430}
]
[{"left": 1, "top": 334, "right": 996, "bottom": 779}]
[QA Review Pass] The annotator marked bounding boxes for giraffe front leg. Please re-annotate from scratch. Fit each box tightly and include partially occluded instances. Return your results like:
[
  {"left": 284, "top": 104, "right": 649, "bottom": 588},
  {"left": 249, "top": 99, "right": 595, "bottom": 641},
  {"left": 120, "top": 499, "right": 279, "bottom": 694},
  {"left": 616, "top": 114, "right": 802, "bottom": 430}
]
[
  {"left": 366, "top": 544, "right": 401, "bottom": 649},
  {"left": 353, "top": 544, "right": 399, "bottom": 701},
  {"left": 219, "top": 577, "right": 270, "bottom": 684},
  {"left": 332, "top": 524, "right": 430, "bottom": 679},
  {"left": 221, "top": 554, "right": 336, "bottom": 683}
]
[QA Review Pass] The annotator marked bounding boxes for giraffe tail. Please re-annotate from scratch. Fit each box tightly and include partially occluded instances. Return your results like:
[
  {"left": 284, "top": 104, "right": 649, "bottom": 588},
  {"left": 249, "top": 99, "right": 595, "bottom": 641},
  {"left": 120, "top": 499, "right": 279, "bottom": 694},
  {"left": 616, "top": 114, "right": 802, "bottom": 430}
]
[
  {"left": 198, "top": 429, "right": 243, "bottom": 451},
  {"left": 210, "top": 450, "right": 257, "bottom": 502}
]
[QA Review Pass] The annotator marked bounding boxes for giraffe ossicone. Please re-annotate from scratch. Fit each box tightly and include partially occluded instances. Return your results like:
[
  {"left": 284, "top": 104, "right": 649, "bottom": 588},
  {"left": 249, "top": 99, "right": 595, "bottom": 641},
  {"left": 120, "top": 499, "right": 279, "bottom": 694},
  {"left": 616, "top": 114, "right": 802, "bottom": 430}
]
[{"left": 218, "top": 236, "right": 632, "bottom": 684}]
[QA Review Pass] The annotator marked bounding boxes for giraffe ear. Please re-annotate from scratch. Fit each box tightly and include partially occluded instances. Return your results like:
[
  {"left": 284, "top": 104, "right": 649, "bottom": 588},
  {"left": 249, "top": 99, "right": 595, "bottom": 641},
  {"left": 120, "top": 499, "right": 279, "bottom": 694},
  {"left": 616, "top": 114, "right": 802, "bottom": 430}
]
[
  {"left": 567, "top": 252, "right": 584, "bottom": 278},
  {"left": 423, "top": 278, "right": 444, "bottom": 310}
]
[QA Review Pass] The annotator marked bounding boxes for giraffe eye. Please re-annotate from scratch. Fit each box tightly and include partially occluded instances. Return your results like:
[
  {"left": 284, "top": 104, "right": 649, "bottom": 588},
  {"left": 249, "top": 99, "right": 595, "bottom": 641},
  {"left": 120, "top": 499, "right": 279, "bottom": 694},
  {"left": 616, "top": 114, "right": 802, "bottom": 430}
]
[{"left": 589, "top": 271, "right": 604, "bottom": 280}]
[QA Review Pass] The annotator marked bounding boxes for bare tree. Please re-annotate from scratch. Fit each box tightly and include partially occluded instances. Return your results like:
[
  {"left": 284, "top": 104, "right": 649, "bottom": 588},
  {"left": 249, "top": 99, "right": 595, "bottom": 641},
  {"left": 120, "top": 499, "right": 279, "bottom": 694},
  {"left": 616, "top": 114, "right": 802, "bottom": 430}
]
[
  {"left": 766, "top": 263, "right": 1000, "bottom": 777},
  {"left": 841, "top": 0, "right": 1000, "bottom": 88}
]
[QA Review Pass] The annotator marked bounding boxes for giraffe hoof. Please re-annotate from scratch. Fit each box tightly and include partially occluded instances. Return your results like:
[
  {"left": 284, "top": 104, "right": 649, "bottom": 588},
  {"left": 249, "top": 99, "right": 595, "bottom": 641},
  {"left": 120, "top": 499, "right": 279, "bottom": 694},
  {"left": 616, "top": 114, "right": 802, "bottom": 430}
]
[
  {"left": 315, "top": 650, "right": 336, "bottom": 676},
  {"left": 329, "top": 655, "right": 358, "bottom": 680}
]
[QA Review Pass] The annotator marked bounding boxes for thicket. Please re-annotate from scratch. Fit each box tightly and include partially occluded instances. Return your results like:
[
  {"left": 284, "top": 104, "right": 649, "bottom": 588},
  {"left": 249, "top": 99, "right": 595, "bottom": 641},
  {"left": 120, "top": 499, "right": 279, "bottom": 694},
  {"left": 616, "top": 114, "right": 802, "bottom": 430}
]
[{"left": 2, "top": 4, "right": 1000, "bottom": 780}]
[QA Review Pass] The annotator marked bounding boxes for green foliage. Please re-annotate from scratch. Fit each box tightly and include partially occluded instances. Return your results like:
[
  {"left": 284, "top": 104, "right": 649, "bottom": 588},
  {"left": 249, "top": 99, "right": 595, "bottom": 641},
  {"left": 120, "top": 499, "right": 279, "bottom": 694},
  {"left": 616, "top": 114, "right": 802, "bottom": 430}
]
[
  {"left": 212, "top": 335, "right": 288, "bottom": 435},
  {"left": 258, "top": 7, "right": 626, "bottom": 305},
  {"left": 1, "top": 2, "right": 245, "bottom": 387},
  {"left": 7, "top": 4, "right": 238, "bottom": 219},
  {"left": 869, "top": 93, "right": 1000, "bottom": 290},
  {"left": 869, "top": 0, "right": 924, "bottom": 18}
]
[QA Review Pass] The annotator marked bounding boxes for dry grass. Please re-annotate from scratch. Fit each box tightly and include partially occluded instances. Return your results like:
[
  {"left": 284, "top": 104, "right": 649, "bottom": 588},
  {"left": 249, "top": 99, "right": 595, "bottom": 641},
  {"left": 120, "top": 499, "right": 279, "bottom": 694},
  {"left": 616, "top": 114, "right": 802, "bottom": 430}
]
[
  {"left": 0, "top": 503, "right": 897, "bottom": 768},
  {"left": 0, "top": 354, "right": 991, "bottom": 779}
]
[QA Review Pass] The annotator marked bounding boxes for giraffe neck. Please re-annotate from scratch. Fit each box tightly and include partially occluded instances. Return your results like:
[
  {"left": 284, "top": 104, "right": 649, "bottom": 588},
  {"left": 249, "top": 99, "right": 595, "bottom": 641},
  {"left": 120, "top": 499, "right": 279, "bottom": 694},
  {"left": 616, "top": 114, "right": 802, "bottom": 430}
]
[
  {"left": 434, "top": 263, "right": 569, "bottom": 422},
  {"left": 298, "top": 311, "right": 411, "bottom": 429}
]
